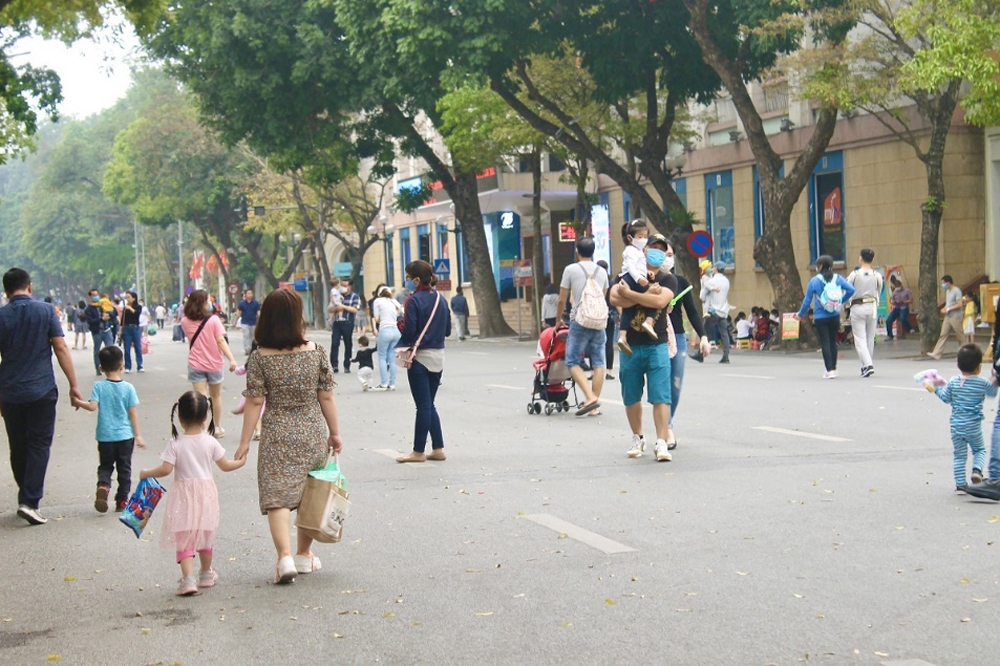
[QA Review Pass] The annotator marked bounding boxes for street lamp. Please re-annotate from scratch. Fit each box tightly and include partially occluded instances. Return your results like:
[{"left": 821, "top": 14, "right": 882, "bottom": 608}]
[
  {"left": 664, "top": 153, "right": 687, "bottom": 179},
  {"left": 435, "top": 213, "right": 463, "bottom": 284}
]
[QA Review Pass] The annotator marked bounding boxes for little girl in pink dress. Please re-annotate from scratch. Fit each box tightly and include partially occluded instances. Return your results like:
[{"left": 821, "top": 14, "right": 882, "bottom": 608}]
[{"left": 140, "top": 391, "right": 245, "bottom": 596}]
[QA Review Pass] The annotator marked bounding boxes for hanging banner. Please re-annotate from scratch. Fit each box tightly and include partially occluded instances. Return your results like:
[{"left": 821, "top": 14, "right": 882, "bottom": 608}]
[{"left": 591, "top": 203, "right": 612, "bottom": 272}]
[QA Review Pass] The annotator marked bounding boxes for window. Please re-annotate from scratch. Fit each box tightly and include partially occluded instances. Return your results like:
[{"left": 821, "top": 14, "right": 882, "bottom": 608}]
[
  {"left": 385, "top": 235, "right": 395, "bottom": 287},
  {"left": 705, "top": 171, "right": 735, "bottom": 269},
  {"left": 458, "top": 231, "right": 470, "bottom": 283},
  {"left": 436, "top": 223, "right": 449, "bottom": 261},
  {"left": 399, "top": 227, "right": 411, "bottom": 271},
  {"left": 623, "top": 191, "right": 632, "bottom": 223},
  {"left": 716, "top": 97, "right": 737, "bottom": 123},
  {"left": 548, "top": 153, "right": 566, "bottom": 172},
  {"left": 763, "top": 83, "right": 789, "bottom": 113},
  {"left": 753, "top": 164, "right": 783, "bottom": 247},
  {"left": 670, "top": 178, "right": 687, "bottom": 213},
  {"left": 417, "top": 224, "right": 431, "bottom": 263},
  {"left": 808, "top": 152, "right": 846, "bottom": 262}
]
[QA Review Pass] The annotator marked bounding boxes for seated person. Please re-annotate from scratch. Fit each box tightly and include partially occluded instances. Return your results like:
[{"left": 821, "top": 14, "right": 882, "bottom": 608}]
[{"left": 735, "top": 311, "right": 753, "bottom": 340}]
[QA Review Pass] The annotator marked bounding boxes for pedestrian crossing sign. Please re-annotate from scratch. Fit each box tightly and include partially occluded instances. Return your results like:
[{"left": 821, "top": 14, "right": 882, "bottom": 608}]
[{"left": 433, "top": 259, "right": 450, "bottom": 275}]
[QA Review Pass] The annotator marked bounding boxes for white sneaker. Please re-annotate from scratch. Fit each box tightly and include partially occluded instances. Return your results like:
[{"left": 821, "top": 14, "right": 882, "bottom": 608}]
[
  {"left": 828, "top": 370, "right": 838, "bottom": 379},
  {"left": 214, "top": 427, "right": 226, "bottom": 438},
  {"left": 654, "top": 439, "right": 673, "bottom": 462},
  {"left": 626, "top": 434, "right": 646, "bottom": 458},
  {"left": 16, "top": 505, "right": 47, "bottom": 525}
]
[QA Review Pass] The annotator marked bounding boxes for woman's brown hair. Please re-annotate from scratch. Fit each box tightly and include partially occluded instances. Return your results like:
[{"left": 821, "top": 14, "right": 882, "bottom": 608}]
[
  {"left": 255, "top": 289, "right": 308, "bottom": 350},
  {"left": 183, "top": 289, "right": 210, "bottom": 320},
  {"left": 406, "top": 260, "right": 435, "bottom": 287}
]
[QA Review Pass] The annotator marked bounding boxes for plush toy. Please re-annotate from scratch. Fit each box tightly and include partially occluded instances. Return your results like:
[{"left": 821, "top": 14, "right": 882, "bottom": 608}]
[{"left": 914, "top": 369, "right": 947, "bottom": 392}]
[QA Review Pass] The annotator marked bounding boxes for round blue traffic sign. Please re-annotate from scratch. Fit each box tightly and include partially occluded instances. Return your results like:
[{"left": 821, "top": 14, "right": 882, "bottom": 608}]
[{"left": 687, "top": 230, "right": 713, "bottom": 258}]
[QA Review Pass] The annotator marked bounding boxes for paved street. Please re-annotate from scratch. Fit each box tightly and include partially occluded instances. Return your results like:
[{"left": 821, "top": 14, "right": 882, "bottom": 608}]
[{"left": 1, "top": 330, "right": 998, "bottom": 665}]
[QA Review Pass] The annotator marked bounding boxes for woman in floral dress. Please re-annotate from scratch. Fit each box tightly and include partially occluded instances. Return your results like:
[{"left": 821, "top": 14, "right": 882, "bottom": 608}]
[{"left": 235, "top": 289, "right": 343, "bottom": 584}]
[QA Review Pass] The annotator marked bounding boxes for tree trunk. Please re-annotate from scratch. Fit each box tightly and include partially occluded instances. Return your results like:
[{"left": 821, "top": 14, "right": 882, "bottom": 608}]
[
  {"left": 452, "top": 169, "right": 516, "bottom": 338},
  {"left": 918, "top": 186, "right": 945, "bottom": 353},
  {"left": 531, "top": 149, "right": 544, "bottom": 335},
  {"left": 756, "top": 196, "right": 815, "bottom": 346}
]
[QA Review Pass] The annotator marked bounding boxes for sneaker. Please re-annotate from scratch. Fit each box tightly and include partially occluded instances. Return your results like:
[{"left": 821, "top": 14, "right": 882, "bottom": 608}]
[
  {"left": 654, "top": 439, "right": 673, "bottom": 462},
  {"left": 214, "top": 427, "right": 226, "bottom": 438},
  {"left": 617, "top": 339, "right": 633, "bottom": 356},
  {"left": 362, "top": 384, "right": 369, "bottom": 392},
  {"left": 16, "top": 505, "right": 47, "bottom": 525},
  {"left": 972, "top": 468, "right": 984, "bottom": 484},
  {"left": 862, "top": 366, "right": 874, "bottom": 378},
  {"left": 829, "top": 370, "right": 838, "bottom": 378},
  {"left": 115, "top": 500, "right": 127, "bottom": 512},
  {"left": 388, "top": 385, "right": 396, "bottom": 391},
  {"left": 719, "top": 356, "right": 730, "bottom": 364},
  {"left": 94, "top": 486, "right": 110, "bottom": 514},
  {"left": 124, "top": 369, "right": 132, "bottom": 374},
  {"left": 176, "top": 574, "right": 200, "bottom": 596},
  {"left": 198, "top": 568, "right": 219, "bottom": 588},
  {"left": 293, "top": 553, "right": 322, "bottom": 574},
  {"left": 956, "top": 486, "right": 968, "bottom": 495},
  {"left": 605, "top": 372, "right": 615, "bottom": 381},
  {"left": 276, "top": 555, "right": 297, "bottom": 584},
  {"left": 371, "top": 385, "right": 388, "bottom": 392},
  {"left": 137, "top": 368, "right": 145, "bottom": 373},
  {"left": 626, "top": 434, "right": 646, "bottom": 458}
]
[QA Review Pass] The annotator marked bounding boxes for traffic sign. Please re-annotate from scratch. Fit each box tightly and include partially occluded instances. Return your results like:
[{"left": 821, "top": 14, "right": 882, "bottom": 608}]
[
  {"left": 513, "top": 260, "right": 533, "bottom": 287},
  {"left": 433, "top": 258, "right": 451, "bottom": 275},
  {"left": 687, "top": 230, "right": 713, "bottom": 258},
  {"left": 184, "top": 286, "right": 194, "bottom": 295},
  {"left": 228, "top": 283, "right": 239, "bottom": 296}
]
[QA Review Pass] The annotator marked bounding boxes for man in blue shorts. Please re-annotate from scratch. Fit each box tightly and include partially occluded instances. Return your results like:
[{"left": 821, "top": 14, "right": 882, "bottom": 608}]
[
  {"left": 609, "top": 234, "right": 676, "bottom": 462},
  {"left": 556, "top": 236, "right": 609, "bottom": 416}
]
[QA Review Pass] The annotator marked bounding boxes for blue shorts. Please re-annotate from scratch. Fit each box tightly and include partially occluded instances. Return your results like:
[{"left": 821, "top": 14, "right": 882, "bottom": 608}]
[
  {"left": 188, "top": 366, "right": 225, "bottom": 385},
  {"left": 619, "top": 343, "right": 671, "bottom": 406},
  {"left": 564, "top": 321, "right": 607, "bottom": 369}
]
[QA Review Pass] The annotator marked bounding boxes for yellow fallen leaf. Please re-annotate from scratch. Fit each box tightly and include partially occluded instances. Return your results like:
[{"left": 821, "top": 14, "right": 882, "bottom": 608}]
[
  {"left": 869, "top": 488, "right": 878, "bottom": 492},
  {"left": 630, "top": 577, "right": 638, "bottom": 582},
  {"left": 563, "top": 622, "right": 573, "bottom": 628},
  {"left": 557, "top": 533, "right": 568, "bottom": 539},
  {"left": 605, "top": 599, "right": 616, "bottom": 606},
  {"left": 816, "top": 614, "right": 825, "bottom": 619},
  {"left": 382, "top": 612, "right": 395, "bottom": 618},
  {"left": 736, "top": 571, "right": 749, "bottom": 576},
  {"left": 793, "top": 594, "right": 804, "bottom": 599},
  {"left": 1, "top": 618, "right": 11, "bottom": 622},
  {"left": 333, "top": 633, "right": 345, "bottom": 639},
  {"left": 63, "top": 576, "right": 76, "bottom": 582},
  {"left": 874, "top": 651, "right": 889, "bottom": 658},
  {"left": 961, "top": 577, "right": 970, "bottom": 584},
  {"left": 961, "top": 617, "right": 972, "bottom": 623},
  {"left": 47, "top": 657, "right": 61, "bottom": 662},
  {"left": 474, "top": 612, "right": 494, "bottom": 616},
  {"left": 989, "top": 515, "right": 1000, "bottom": 523},
  {"left": 974, "top": 598, "right": 989, "bottom": 603}
]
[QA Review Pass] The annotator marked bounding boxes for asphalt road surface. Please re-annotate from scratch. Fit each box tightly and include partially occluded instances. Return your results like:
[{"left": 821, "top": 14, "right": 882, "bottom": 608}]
[{"left": 0, "top": 330, "right": 995, "bottom": 665}]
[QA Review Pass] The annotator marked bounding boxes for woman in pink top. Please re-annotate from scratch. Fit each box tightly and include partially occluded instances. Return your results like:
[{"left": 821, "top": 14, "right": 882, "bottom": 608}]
[{"left": 181, "top": 290, "right": 237, "bottom": 437}]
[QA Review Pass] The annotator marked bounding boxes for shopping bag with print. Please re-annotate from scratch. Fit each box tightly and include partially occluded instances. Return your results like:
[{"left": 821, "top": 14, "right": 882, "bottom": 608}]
[{"left": 296, "top": 456, "right": 350, "bottom": 543}]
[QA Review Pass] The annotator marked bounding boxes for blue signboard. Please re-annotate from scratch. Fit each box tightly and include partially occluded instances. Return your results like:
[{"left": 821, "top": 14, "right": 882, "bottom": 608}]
[
  {"left": 293, "top": 277, "right": 308, "bottom": 291},
  {"left": 433, "top": 258, "right": 451, "bottom": 275}
]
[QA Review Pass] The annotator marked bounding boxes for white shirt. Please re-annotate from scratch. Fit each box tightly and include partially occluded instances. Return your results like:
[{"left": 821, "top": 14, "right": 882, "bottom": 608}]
[
  {"left": 155, "top": 305, "right": 166, "bottom": 319},
  {"left": 700, "top": 273, "right": 731, "bottom": 317},
  {"left": 372, "top": 297, "right": 402, "bottom": 330},
  {"left": 620, "top": 245, "right": 647, "bottom": 283},
  {"left": 736, "top": 319, "right": 753, "bottom": 338}
]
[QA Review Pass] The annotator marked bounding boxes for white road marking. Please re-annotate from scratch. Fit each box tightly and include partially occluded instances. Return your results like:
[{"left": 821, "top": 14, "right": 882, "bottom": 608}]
[
  {"left": 522, "top": 514, "right": 636, "bottom": 554},
  {"left": 487, "top": 384, "right": 524, "bottom": 391},
  {"left": 721, "top": 373, "right": 774, "bottom": 380},
  {"left": 875, "top": 385, "right": 926, "bottom": 392},
  {"left": 752, "top": 426, "right": 851, "bottom": 443},
  {"left": 371, "top": 448, "right": 437, "bottom": 466},
  {"left": 880, "top": 660, "right": 941, "bottom": 666}
]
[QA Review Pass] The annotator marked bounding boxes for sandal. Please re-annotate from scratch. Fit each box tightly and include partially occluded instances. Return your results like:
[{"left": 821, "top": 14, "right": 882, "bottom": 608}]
[
  {"left": 575, "top": 400, "right": 600, "bottom": 417},
  {"left": 293, "top": 553, "right": 322, "bottom": 574},
  {"left": 667, "top": 439, "right": 678, "bottom": 451},
  {"left": 275, "top": 555, "right": 297, "bottom": 584}
]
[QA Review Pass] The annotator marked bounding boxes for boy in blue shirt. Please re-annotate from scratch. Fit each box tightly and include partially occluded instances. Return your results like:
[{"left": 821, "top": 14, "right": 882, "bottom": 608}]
[
  {"left": 72, "top": 346, "right": 146, "bottom": 512},
  {"left": 933, "top": 344, "right": 998, "bottom": 493}
]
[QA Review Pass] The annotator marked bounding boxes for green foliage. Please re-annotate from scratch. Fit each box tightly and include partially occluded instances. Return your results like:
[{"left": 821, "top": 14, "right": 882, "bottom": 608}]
[
  {"left": 897, "top": 0, "right": 1000, "bottom": 126},
  {"left": 393, "top": 183, "right": 434, "bottom": 214}
]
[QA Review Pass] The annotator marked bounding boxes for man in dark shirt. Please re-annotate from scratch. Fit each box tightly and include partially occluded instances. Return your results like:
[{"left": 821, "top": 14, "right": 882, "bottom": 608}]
[
  {"left": 450, "top": 286, "right": 470, "bottom": 341},
  {"left": 328, "top": 278, "right": 360, "bottom": 373},
  {"left": 236, "top": 289, "right": 261, "bottom": 356},
  {"left": 609, "top": 235, "right": 676, "bottom": 464},
  {"left": 0, "top": 268, "right": 82, "bottom": 525},
  {"left": 84, "top": 288, "right": 116, "bottom": 376}
]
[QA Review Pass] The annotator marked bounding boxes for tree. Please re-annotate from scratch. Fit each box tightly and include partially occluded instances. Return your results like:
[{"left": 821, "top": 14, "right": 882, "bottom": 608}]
[
  {"left": 0, "top": 0, "right": 163, "bottom": 161},
  {"left": 103, "top": 82, "right": 308, "bottom": 290},
  {"left": 812, "top": 0, "right": 971, "bottom": 350},
  {"left": 680, "top": 0, "right": 853, "bottom": 338}
]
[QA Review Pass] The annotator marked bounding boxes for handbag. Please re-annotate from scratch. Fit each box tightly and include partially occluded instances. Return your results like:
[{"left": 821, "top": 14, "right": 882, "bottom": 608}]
[
  {"left": 296, "top": 455, "right": 350, "bottom": 544},
  {"left": 395, "top": 292, "right": 441, "bottom": 369}
]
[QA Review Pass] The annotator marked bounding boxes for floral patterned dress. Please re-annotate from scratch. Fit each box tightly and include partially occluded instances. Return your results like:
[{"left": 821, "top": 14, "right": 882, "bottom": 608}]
[{"left": 243, "top": 345, "right": 335, "bottom": 515}]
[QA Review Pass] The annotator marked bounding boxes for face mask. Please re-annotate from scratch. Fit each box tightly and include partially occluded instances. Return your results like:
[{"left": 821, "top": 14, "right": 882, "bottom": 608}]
[
  {"left": 632, "top": 237, "right": 647, "bottom": 251},
  {"left": 941, "top": 283, "right": 948, "bottom": 290},
  {"left": 646, "top": 248, "right": 666, "bottom": 268},
  {"left": 91, "top": 296, "right": 99, "bottom": 303},
  {"left": 664, "top": 255, "right": 675, "bottom": 271},
  {"left": 404, "top": 279, "right": 417, "bottom": 291},
  {"left": 339, "top": 287, "right": 349, "bottom": 294}
]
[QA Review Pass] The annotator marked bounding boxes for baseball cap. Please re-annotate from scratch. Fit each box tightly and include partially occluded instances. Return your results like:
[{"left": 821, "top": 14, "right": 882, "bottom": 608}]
[
  {"left": 648, "top": 233, "right": 669, "bottom": 248},
  {"left": 699, "top": 259, "right": 712, "bottom": 271},
  {"left": 714, "top": 261, "right": 726, "bottom": 271}
]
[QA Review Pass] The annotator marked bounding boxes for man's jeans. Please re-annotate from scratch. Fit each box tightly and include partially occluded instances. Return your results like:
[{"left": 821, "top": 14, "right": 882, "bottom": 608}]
[
  {"left": 241, "top": 324, "right": 256, "bottom": 354},
  {"left": 1, "top": 388, "right": 58, "bottom": 509},
  {"left": 92, "top": 330, "right": 114, "bottom": 372},
  {"left": 989, "top": 411, "right": 1000, "bottom": 481},
  {"left": 885, "top": 306, "right": 912, "bottom": 338},
  {"left": 407, "top": 359, "right": 443, "bottom": 453},
  {"left": 454, "top": 314, "right": 469, "bottom": 339},
  {"left": 705, "top": 313, "right": 731, "bottom": 355},
  {"left": 331, "top": 320, "right": 354, "bottom": 372}
]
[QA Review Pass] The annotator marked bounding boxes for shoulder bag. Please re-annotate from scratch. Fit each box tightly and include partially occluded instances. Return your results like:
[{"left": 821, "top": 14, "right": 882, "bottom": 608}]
[
  {"left": 188, "top": 316, "right": 212, "bottom": 350},
  {"left": 395, "top": 293, "right": 441, "bottom": 369}
]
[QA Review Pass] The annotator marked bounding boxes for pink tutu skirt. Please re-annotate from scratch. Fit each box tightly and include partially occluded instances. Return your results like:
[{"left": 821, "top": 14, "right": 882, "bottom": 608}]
[{"left": 159, "top": 478, "right": 219, "bottom": 553}]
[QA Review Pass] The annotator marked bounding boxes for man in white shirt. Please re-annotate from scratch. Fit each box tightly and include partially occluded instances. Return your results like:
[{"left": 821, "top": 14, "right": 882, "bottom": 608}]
[
  {"left": 847, "top": 248, "right": 883, "bottom": 377},
  {"left": 929, "top": 275, "right": 965, "bottom": 360},
  {"left": 700, "top": 260, "right": 732, "bottom": 364}
]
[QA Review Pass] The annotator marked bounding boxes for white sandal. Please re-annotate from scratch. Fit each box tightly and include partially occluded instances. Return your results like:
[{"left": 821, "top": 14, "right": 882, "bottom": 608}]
[
  {"left": 293, "top": 553, "right": 322, "bottom": 574},
  {"left": 275, "top": 555, "right": 297, "bottom": 584}
]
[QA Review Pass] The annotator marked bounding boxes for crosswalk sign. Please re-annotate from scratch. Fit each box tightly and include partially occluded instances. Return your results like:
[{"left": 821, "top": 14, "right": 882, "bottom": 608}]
[{"left": 433, "top": 259, "right": 450, "bottom": 275}]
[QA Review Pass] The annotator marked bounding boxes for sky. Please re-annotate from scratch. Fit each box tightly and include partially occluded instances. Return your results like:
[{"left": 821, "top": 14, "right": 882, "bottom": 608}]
[{"left": 15, "top": 21, "right": 140, "bottom": 120}]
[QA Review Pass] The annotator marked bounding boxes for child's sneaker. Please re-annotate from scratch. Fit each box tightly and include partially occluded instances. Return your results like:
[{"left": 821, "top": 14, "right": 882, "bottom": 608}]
[
  {"left": 617, "top": 338, "right": 633, "bottom": 356},
  {"left": 641, "top": 321, "right": 657, "bottom": 339},
  {"left": 198, "top": 568, "right": 218, "bottom": 588},
  {"left": 115, "top": 499, "right": 127, "bottom": 512},
  {"left": 972, "top": 468, "right": 984, "bottom": 483},
  {"left": 94, "top": 486, "right": 109, "bottom": 514},
  {"left": 176, "top": 575, "right": 200, "bottom": 596},
  {"left": 956, "top": 485, "right": 968, "bottom": 495}
]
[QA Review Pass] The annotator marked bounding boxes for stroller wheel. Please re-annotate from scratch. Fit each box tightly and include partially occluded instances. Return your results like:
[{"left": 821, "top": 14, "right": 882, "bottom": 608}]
[
  {"left": 556, "top": 402, "right": 564, "bottom": 412},
  {"left": 562, "top": 400, "right": 570, "bottom": 410},
  {"left": 533, "top": 402, "right": 542, "bottom": 414},
  {"left": 526, "top": 402, "right": 535, "bottom": 415},
  {"left": 545, "top": 403, "right": 555, "bottom": 416}
]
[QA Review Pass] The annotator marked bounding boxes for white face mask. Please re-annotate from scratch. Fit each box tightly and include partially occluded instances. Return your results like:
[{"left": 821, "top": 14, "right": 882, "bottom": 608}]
[
  {"left": 632, "top": 237, "right": 648, "bottom": 251},
  {"left": 664, "top": 255, "right": 675, "bottom": 271},
  {"left": 339, "top": 287, "right": 349, "bottom": 294}
]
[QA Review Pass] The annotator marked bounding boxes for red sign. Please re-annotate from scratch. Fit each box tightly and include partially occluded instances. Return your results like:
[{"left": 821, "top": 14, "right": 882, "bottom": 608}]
[
  {"left": 435, "top": 279, "right": 452, "bottom": 292},
  {"left": 558, "top": 222, "right": 577, "bottom": 243},
  {"left": 686, "top": 230, "right": 713, "bottom": 258},
  {"left": 513, "top": 259, "right": 533, "bottom": 287}
]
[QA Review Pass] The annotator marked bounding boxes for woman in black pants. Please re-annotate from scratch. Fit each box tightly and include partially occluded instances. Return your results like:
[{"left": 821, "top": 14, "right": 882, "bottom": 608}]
[
  {"left": 597, "top": 261, "right": 619, "bottom": 380},
  {"left": 795, "top": 255, "right": 855, "bottom": 379}
]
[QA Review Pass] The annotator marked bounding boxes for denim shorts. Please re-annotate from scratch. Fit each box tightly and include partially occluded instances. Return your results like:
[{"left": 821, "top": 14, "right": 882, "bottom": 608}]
[
  {"left": 564, "top": 321, "right": 607, "bottom": 369},
  {"left": 619, "top": 343, "right": 671, "bottom": 406},
  {"left": 187, "top": 366, "right": 224, "bottom": 385}
]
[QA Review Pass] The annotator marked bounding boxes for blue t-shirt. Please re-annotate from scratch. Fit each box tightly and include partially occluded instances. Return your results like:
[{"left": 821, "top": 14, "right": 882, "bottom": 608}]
[
  {"left": 237, "top": 298, "right": 261, "bottom": 326},
  {"left": 0, "top": 295, "right": 64, "bottom": 404},
  {"left": 89, "top": 379, "right": 139, "bottom": 442}
]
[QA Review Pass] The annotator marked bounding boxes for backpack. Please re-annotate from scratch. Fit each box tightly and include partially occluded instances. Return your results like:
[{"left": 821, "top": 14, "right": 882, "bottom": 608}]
[
  {"left": 818, "top": 274, "right": 844, "bottom": 314},
  {"left": 573, "top": 264, "right": 609, "bottom": 329}
]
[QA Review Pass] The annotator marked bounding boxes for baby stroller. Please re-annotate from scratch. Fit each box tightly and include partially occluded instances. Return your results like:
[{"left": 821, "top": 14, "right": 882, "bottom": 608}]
[{"left": 528, "top": 324, "right": 579, "bottom": 416}]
